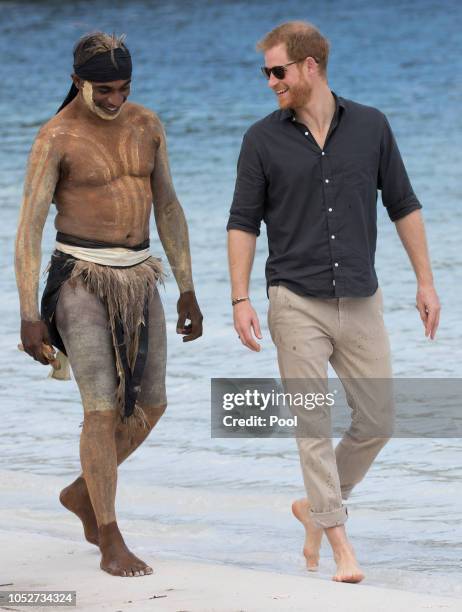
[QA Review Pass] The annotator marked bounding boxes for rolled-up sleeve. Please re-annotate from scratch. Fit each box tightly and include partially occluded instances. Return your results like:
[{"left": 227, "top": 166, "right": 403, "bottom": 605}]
[
  {"left": 226, "top": 130, "right": 267, "bottom": 236},
  {"left": 378, "top": 114, "right": 422, "bottom": 222}
]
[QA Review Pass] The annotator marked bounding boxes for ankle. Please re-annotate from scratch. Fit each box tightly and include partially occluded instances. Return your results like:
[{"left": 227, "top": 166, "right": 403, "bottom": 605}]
[
  {"left": 324, "top": 528, "right": 351, "bottom": 549},
  {"left": 332, "top": 541, "right": 354, "bottom": 558},
  {"left": 73, "top": 476, "right": 88, "bottom": 492},
  {"left": 98, "top": 521, "right": 122, "bottom": 545}
]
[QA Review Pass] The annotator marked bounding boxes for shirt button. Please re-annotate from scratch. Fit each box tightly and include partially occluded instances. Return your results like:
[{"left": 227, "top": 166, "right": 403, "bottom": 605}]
[
  {"left": 325, "top": 179, "right": 329, "bottom": 183},
  {"left": 304, "top": 131, "right": 309, "bottom": 136},
  {"left": 321, "top": 151, "right": 326, "bottom": 156},
  {"left": 334, "top": 262, "right": 339, "bottom": 267},
  {"left": 331, "top": 234, "right": 336, "bottom": 239},
  {"left": 328, "top": 207, "right": 333, "bottom": 212}
]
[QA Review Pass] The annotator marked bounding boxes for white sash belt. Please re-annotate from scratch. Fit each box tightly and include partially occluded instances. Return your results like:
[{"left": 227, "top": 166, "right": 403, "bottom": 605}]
[{"left": 55, "top": 242, "right": 151, "bottom": 267}]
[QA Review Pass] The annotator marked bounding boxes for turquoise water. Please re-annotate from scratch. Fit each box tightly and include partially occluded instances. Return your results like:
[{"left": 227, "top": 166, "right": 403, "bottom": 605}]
[{"left": 1, "top": 0, "right": 461, "bottom": 599}]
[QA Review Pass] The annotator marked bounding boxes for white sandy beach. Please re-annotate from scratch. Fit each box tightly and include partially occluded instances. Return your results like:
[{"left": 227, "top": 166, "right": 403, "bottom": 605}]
[
  {"left": 2, "top": 530, "right": 461, "bottom": 612},
  {"left": 1, "top": 470, "right": 461, "bottom": 612}
]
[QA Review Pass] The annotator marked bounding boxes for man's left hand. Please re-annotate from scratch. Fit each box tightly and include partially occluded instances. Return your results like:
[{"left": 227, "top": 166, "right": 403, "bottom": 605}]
[
  {"left": 415, "top": 284, "right": 441, "bottom": 340},
  {"left": 176, "top": 290, "right": 203, "bottom": 342}
]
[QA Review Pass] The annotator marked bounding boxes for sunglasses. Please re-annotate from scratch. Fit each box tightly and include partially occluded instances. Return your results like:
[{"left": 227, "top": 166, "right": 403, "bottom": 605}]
[{"left": 260, "top": 56, "right": 319, "bottom": 80}]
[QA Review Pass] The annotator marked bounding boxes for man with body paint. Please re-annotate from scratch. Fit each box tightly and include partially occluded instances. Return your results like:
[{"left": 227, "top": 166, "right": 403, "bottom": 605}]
[{"left": 15, "top": 32, "right": 203, "bottom": 577}]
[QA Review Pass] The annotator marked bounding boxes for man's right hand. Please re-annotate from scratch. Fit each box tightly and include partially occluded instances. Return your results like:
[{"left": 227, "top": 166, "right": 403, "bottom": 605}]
[
  {"left": 20, "top": 319, "right": 52, "bottom": 365},
  {"left": 233, "top": 300, "right": 262, "bottom": 352}
]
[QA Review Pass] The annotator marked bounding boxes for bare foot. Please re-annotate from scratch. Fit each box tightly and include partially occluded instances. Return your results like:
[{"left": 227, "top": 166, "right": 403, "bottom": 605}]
[
  {"left": 330, "top": 539, "right": 365, "bottom": 583},
  {"left": 99, "top": 522, "right": 153, "bottom": 577},
  {"left": 60, "top": 477, "right": 99, "bottom": 546},
  {"left": 291, "top": 498, "right": 323, "bottom": 571}
]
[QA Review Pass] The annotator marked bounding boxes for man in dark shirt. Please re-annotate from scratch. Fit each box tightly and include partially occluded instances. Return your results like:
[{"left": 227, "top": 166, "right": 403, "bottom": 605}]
[{"left": 227, "top": 21, "right": 440, "bottom": 583}]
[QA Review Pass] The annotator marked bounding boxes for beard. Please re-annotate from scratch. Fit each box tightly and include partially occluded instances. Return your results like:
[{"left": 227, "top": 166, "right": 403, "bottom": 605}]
[
  {"left": 81, "top": 81, "right": 123, "bottom": 121},
  {"left": 278, "top": 78, "right": 311, "bottom": 110}
]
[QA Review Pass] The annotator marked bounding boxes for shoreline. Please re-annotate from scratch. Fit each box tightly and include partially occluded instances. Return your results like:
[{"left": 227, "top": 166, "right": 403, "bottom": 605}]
[
  {"left": 1, "top": 529, "right": 461, "bottom": 612},
  {"left": 1, "top": 468, "right": 461, "bottom": 611}
]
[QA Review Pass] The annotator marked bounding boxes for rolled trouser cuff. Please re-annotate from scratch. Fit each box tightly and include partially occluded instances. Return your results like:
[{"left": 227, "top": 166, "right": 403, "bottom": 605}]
[{"left": 309, "top": 504, "right": 348, "bottom": 528}]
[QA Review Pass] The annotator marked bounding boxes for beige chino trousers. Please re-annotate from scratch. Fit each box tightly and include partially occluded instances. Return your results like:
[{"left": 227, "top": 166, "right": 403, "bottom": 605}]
[{"left": 268, "top": 284, "right": 394, "bottom": 528}]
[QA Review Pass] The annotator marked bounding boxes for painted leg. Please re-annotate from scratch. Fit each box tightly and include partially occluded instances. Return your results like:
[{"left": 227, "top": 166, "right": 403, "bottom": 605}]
[
  {"left": 60, "top": 403, "right": 166, "bottom": 546},
  {"left": 55, "top": 279, "right": 165, "bottom": 575},
  {"left": 79, "top": 409, "right": 154, "bottom": 577}
]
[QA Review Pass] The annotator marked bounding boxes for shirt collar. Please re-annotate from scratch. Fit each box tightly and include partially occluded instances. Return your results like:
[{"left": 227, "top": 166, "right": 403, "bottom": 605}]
[{"left": 280, "top": 90, "right": 346, "bottom": 122}]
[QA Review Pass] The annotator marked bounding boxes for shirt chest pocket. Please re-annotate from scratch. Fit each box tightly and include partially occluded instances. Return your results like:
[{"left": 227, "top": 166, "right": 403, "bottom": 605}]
[
  {"left": 336, "top": 151, "right": 379, "bottom": 188},
  {"left": 267, "top": 154, "right": 320, "bottom": 193}
]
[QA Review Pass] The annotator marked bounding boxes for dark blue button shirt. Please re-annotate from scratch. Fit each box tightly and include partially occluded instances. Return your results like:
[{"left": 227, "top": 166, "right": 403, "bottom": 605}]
[{"left": 226, "top": 91, "right": 422, "bottom": 298}]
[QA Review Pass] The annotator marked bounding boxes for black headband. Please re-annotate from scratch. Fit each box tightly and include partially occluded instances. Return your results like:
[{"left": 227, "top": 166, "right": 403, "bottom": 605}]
[
  {"left": 57, "top": 47, "right": 132, "bottom": 114},
  {"left": 74, "top": 47, "right": 132, "bottom": 82}
]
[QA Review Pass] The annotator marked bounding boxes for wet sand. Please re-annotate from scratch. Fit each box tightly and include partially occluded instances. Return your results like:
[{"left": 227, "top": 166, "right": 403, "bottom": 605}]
[
  {"left": 2, "top": 529, "right": 462, "bottom": 612},
  {"left": 1, "top": 469, "right": 460, "bottom": 612}
]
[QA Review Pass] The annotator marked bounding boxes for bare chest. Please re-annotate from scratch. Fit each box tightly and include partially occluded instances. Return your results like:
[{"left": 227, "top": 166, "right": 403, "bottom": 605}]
[{"left": 60, "top": 124, "right": 155, "bottom": 187}]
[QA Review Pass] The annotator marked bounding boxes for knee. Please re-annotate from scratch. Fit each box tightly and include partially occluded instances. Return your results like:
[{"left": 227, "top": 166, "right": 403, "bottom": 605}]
[
  {"left": 376, "top": 414, "right": 395, "bottom": 441},
  {"left": 82, "top": 408, "right": 119, "bottom": 435},
  {"left": 350, "top": 411, "right": 395, "bottom": 441},
  {"left": 375, "top": 433, "right": 393, "bottom": 450},
  {"left": 139, "top": 403, "right": 167, "bottom": 430}
]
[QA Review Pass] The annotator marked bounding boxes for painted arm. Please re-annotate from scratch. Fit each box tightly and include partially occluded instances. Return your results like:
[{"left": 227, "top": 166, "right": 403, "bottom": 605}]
[
  {"left": 395, "top": 209, "right": 441, "bottom": 339},
  {"left": 15, "top": 129, "right": 60, "bottom": 363},
  {"left": 150, "top": 117, "right": 202, "bottom": 342}
]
